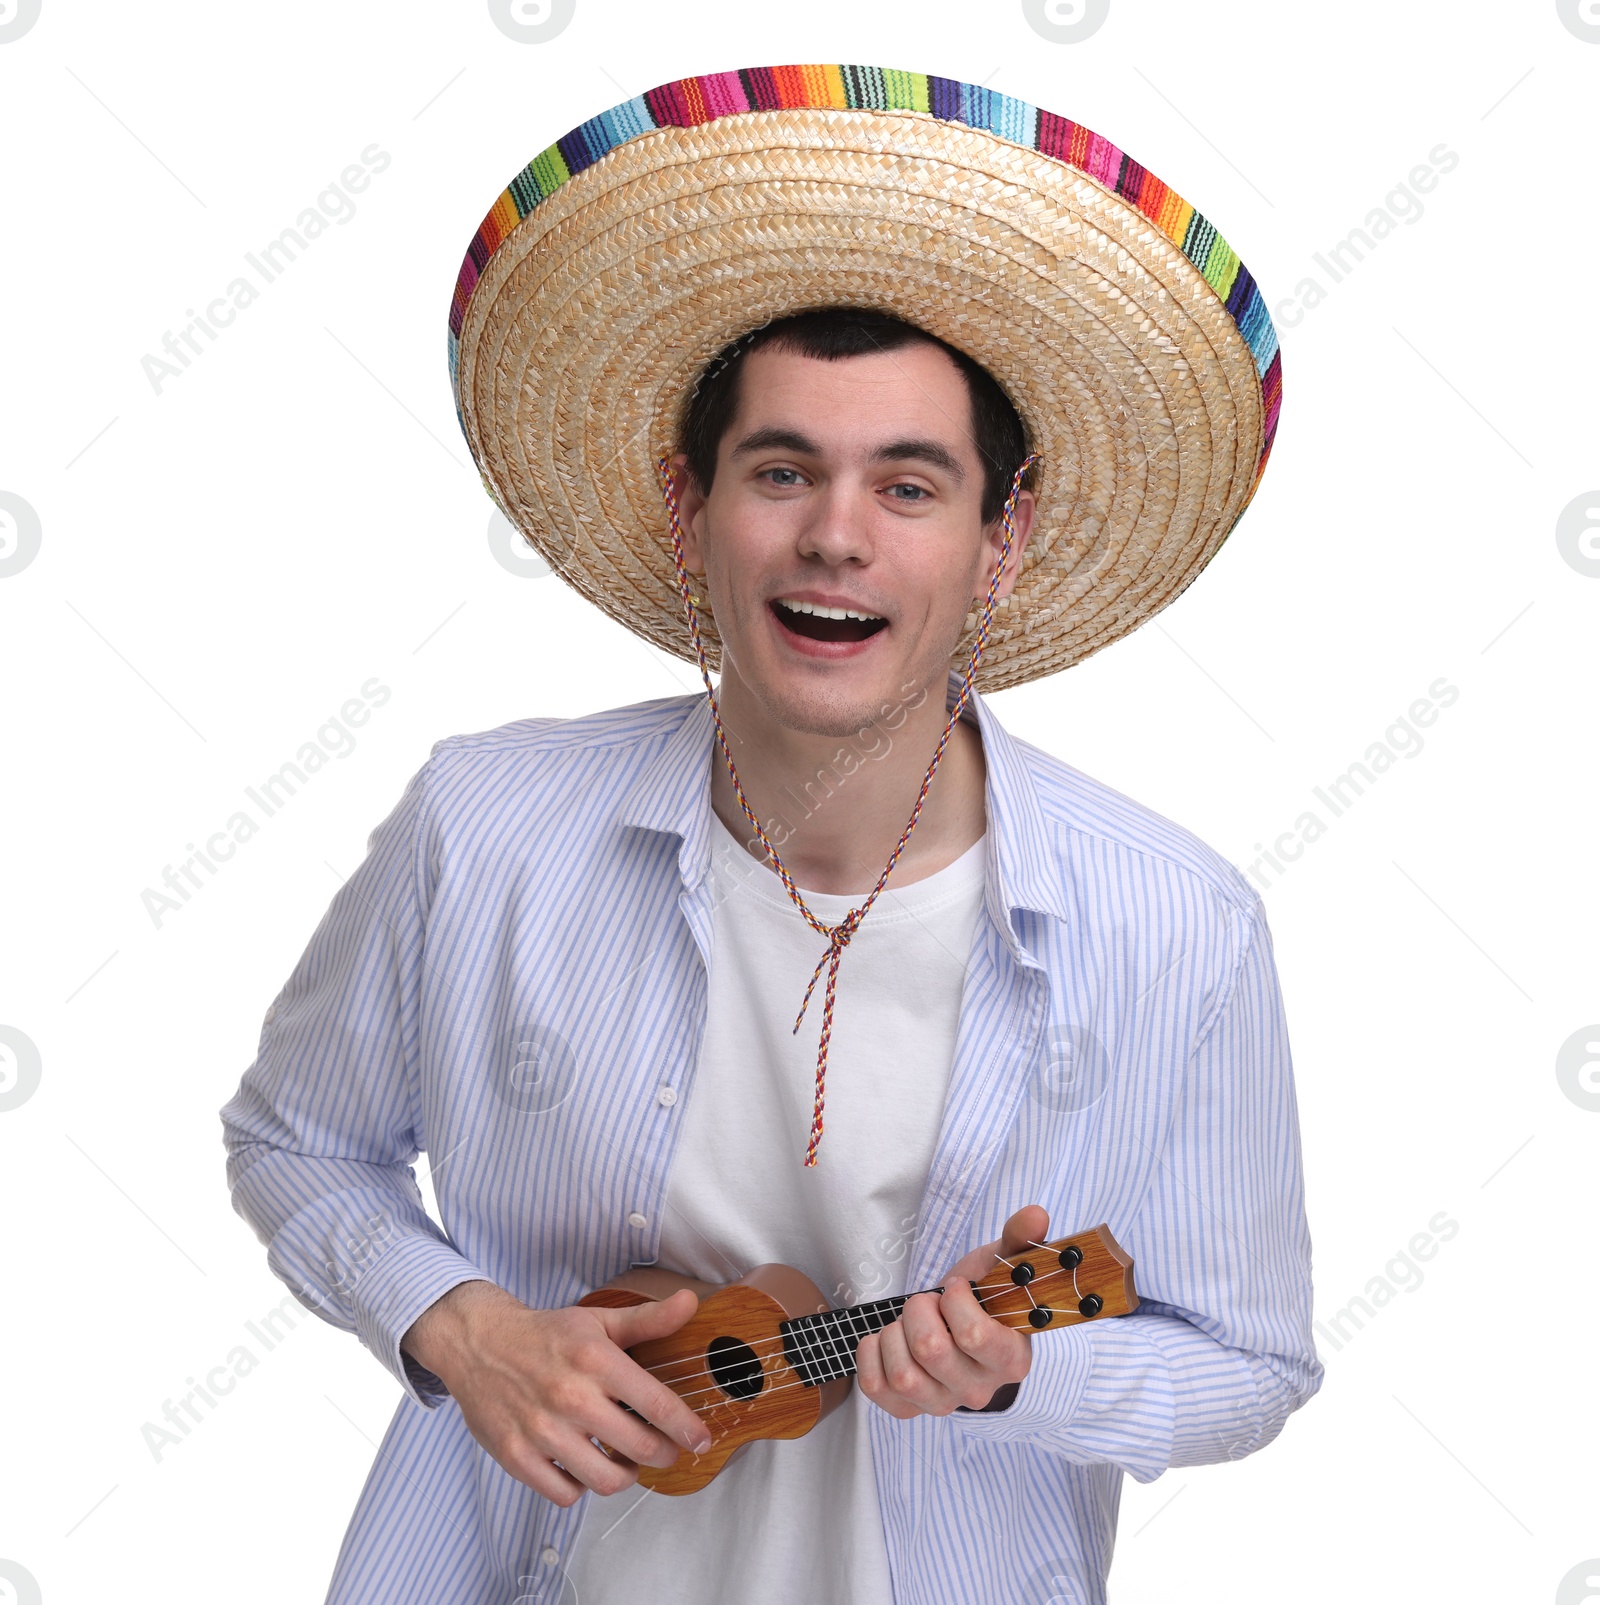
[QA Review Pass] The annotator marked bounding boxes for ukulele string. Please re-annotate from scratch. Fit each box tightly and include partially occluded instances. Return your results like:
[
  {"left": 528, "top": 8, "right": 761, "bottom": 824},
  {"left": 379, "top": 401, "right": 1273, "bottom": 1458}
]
[
  {"left": 664, "top": 1252, "right": 1102, "bottom": 1418},
  {"left": 628, "top": 1264, "right": 1071, "bottom": 1391},
  {"left": 633, "top": 1255, "right": 1093, "bottom": 1392},
  {"left": 629, "top": 1258, "right": 1096, "bottom": 1408},
  {"left": 664, "top": 1275, "right": 1083, "bottom": 1420},
  {"left": 991, "top": 1240, "right": 1085, "bottom": 1319}
]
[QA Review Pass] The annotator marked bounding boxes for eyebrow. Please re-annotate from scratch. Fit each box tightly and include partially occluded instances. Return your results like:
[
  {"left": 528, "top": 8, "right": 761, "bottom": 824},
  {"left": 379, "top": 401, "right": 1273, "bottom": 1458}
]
[{"left": 728, "top": 425, "right": 967, "bottom": 484}]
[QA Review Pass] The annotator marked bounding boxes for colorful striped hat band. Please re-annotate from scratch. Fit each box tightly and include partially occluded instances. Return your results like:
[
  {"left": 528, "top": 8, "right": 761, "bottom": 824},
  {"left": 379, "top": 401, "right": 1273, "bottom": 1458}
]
[{"left": 450, "top": 62, "right": 1281, "bottom": 694}]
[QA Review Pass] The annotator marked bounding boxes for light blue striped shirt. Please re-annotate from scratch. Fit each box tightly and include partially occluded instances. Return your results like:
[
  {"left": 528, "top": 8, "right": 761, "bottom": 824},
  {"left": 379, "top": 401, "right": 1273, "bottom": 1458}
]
[{"left": 219, "top": 669, "right": 1322, "bottom": 1605}]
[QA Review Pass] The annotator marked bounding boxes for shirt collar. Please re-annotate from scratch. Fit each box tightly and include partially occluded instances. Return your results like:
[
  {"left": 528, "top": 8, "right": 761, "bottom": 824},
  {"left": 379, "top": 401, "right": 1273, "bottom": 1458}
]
[
  {"left": 959, "top": 670, "right": 1073, "bottom": 947},
  {"left": 615, "top": 690, "right": 721, "bottom": 891},
  {"left": 616, "top": 668, "right": 1071, "bottom": 962}
]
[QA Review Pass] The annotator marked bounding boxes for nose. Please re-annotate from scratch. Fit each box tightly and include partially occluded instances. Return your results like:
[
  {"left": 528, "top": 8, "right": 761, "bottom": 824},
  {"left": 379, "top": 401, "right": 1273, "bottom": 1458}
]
[{"left": 795, "top": 478, "right": 873, "bottom": 566}]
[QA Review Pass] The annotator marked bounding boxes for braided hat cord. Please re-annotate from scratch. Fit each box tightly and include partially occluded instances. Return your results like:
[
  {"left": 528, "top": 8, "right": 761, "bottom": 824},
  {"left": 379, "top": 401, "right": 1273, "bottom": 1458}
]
[{"left": 654, "top": 452, "right": 1039, "bottom": 1166}]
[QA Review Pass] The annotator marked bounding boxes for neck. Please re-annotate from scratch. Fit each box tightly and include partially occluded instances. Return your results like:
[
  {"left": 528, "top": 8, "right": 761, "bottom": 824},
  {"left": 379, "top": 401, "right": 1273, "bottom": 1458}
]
[
  {"left": 780, "top": 1287, "right": 945, "bottom": 1385},
  {"left": 706, "top": 665, "right": 987, "bottom": 896}
]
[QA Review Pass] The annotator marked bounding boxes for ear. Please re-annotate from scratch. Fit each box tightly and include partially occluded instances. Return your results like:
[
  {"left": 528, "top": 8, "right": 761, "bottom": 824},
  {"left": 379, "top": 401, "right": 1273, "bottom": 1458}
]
[
  {"left": 666, "top": 452, "right": 709, "bottom": 577},
  {"left": 974, "top": 488, "right": 1037, "bottom": 604}
]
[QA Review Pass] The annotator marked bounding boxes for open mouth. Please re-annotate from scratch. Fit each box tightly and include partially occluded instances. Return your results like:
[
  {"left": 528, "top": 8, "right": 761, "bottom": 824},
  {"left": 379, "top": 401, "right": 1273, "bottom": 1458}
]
[{"left": 769, "top": 598, "right": 888, "bottom": 645}]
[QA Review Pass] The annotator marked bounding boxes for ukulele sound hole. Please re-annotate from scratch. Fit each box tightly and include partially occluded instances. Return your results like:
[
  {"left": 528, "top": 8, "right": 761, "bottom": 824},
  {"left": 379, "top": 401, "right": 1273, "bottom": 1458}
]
[{"left": 707, "top": 1336, "right": 765, "bottom": 1401}]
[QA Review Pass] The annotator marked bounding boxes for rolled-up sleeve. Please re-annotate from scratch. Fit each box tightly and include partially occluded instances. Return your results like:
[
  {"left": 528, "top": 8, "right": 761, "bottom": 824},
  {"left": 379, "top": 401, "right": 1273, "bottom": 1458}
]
[
  {"left": 950, "top": 895, "right": 1323, "bottom": 1480},
  {"left": 218, "top": 748, "right": 489, "bottom": 1408}
]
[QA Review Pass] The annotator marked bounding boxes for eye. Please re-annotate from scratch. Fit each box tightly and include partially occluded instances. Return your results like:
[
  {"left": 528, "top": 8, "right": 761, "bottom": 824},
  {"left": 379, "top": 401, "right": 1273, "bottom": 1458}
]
[
  {"left": 760, "top": 467, "right": 807, "bottom": 487},
  {"left": 886, "top": 482, "right": 931, "bottom": 502}
]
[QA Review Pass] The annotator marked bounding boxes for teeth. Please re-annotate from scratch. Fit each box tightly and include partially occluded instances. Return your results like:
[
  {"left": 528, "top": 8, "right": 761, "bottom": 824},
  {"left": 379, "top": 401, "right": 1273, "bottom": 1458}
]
[{"left": 776, "top": 598, "right": 884, "bottom": 622}]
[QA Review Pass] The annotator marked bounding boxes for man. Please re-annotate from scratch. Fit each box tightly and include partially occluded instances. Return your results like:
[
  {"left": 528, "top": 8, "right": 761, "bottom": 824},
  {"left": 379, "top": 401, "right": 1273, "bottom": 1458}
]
[{"left": 220, "top": 64, "right": 1320, "bottom": 1605}]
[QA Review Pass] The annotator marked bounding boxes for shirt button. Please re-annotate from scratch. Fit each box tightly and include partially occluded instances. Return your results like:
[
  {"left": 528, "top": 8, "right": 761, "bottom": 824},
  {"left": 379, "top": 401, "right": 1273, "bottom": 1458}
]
[
  {"left": 539, "top": 1547, "right": 560, "bottom": 1567},
  {"left": 656, "top": 1086, "right": 678, "bottom": 1106},
  {"left": 627, "top": 1212, "right": 648, "bottom": 1230}
]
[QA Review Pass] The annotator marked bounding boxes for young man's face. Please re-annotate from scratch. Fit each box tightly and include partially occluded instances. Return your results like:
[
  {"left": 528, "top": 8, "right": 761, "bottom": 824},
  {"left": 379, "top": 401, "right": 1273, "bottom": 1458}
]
[{"left": 672, "top": 340, "right": 1035, "bottom": 740}]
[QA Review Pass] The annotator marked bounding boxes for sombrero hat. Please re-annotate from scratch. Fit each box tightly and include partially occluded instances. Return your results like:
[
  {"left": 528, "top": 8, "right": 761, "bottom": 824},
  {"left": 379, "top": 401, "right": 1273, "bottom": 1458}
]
[{"left": 448, "top": 63, "right": 1282, "bottom": 693}]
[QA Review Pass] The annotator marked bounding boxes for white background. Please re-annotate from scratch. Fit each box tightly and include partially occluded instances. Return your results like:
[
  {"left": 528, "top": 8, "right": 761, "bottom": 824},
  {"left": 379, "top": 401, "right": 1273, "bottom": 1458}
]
[{"left": 2, "top": 1, "right": 1596, "bottom": 1601}]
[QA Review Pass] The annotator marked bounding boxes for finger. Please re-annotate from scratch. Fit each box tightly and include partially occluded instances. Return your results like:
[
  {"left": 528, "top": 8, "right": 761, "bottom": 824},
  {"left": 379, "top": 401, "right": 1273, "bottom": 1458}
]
[
  {"left": 539, "top": 1427, "right": 644, "bottom": 1498},
  {"left": 879, "top": 1295, "right": 960, "bottom": 1410},
  {"left": 941, "top": 1279, "right": 1030, "bottom": 1385},
  {"left": 594, "top": 1292, "right": 714, "bottom": 1453},
  {"left": 946, "top": 1240, "right": 1005, "bottom": 1283},
  {"left": 941, "top": 1276, "right": 1000, "bottom": 1358},
  {"left": 585, "top": 1398, "right": 688, "bottom": 1470},
  {"left": 596, "top": 1286, "right": 700, "bottom": 1345},
  {"left": 902, "top": 1288, "right": 988, "bottom": 1395},
  {"left": 947, "top": 1205, "right": 1054, "bottom": 1284},
  {"left": 606, "top": 1356, "right": 713, "bottom": 1454},
  {"left": 500, "top": 1441, "right": 591, "bottom": 1507},
  {"left": 999, "top": 1204, "right": 1050, "bottom": 1257},
  {"left": 854, "top": 1329, "right": 921, "bottom": 1421}
]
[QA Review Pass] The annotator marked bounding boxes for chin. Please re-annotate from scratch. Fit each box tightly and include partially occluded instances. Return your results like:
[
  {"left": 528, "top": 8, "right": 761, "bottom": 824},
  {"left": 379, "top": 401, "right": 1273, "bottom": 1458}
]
[
  {"left": 737, "top": 653, "right": 943, "bottom": 741},
  {"left": 771, "top": 696, "right": 883, "bottom": 740}
]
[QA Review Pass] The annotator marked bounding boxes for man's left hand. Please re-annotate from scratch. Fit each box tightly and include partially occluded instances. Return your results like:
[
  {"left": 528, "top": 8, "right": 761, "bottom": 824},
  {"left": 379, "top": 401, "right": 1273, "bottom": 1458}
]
[{"left": 856, "top": 1204, "right": 1048, "bottom": 1418}]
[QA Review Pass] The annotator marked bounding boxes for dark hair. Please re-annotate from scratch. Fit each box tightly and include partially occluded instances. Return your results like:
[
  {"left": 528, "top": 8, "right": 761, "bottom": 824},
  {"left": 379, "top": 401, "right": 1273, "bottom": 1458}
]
[{"left": 676, "top": 306, "right": 1036, "bottom": 526}]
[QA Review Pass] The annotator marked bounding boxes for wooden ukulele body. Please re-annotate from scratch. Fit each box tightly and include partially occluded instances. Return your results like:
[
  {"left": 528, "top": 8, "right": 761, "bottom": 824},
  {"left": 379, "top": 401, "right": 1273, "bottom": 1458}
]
[{"left": 577, "top": 1263, "right": 851, "bottom": 1496}]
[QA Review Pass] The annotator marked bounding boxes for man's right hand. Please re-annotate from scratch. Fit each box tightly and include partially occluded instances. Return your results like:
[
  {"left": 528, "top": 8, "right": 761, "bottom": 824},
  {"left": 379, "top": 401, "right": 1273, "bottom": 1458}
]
[{"left": 401, "top": 1280, "right": 711, "bottom": 1507}]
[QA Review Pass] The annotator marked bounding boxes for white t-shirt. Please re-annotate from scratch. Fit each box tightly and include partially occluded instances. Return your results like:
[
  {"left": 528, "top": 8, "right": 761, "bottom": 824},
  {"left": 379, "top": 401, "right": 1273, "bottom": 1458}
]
[{"left": 565, "top": 808, "right": 989, "bottom": 1604}]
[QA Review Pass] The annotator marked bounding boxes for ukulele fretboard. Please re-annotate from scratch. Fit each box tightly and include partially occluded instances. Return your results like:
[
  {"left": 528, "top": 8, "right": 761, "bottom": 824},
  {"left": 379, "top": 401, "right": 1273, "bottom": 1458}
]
[{"left": 780, "top": 1292, "right": 935, "bottom": 1385}]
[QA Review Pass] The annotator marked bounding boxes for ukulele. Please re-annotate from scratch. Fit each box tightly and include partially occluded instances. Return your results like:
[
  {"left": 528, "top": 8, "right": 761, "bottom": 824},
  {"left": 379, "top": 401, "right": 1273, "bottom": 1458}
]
[{"left": 577, "top": 1224, "right": 1138, "bottom": 1495}]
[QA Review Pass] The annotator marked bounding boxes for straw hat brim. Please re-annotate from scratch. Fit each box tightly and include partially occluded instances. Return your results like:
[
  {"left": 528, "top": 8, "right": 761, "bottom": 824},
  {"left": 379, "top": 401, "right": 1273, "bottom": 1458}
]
[{"left": 450, "top": 67, "right": 1281, "bottom": 691}]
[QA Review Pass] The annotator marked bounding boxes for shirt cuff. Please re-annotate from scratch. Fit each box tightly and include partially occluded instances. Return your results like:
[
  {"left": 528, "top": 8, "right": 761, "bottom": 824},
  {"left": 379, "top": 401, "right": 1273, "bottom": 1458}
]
[
  {"left": 333, "top": 1231, "right": 492, "bottom": 1409},
  {"left": 944, "top": 1327, "right": 1095, "bottom": 1441}
]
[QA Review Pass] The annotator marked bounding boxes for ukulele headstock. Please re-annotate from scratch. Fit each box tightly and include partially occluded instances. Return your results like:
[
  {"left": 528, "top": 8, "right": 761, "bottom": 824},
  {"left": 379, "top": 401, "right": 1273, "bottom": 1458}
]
[{"left": 968, "top": 1225, "right": 1138, "bottom": 1331}]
